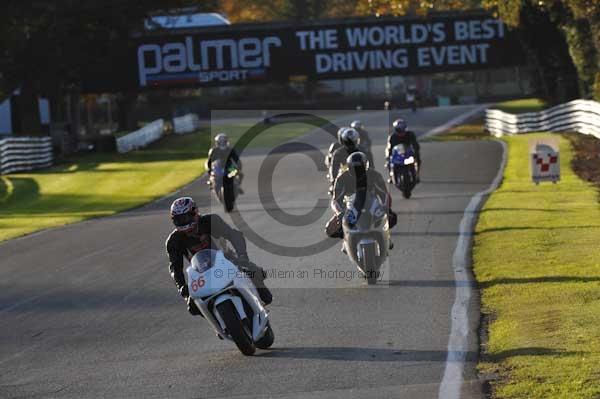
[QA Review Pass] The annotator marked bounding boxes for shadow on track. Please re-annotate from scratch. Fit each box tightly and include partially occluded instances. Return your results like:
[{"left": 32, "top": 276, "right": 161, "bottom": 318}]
[{"left": 256, "top": 347, "right": 477, "bottom": 362}]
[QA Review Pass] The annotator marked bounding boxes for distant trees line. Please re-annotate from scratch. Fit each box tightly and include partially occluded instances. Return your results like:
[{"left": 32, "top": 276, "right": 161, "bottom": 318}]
[{"left": 1, "top": 0, "right": 596, "bottom": 137}]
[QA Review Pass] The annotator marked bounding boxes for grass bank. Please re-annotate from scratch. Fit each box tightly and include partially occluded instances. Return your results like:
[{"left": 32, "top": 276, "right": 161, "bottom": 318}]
[
  {"left": 0, "top": 121, "right": 319, "bottom": 242},
  {"left": 476, "top": 133, "right": 600, "bottom": 398},
  {"left": 436, "top": 98, "right": 600, "bottom": 397}
]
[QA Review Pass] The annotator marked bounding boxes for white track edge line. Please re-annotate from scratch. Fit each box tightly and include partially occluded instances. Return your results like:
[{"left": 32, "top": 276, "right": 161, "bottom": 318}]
[{"left": 438, "top": 139, "right": 508, "bottom": 399}]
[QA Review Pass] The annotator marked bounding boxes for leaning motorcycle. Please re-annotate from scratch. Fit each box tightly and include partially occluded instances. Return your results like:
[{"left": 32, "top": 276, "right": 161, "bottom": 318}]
[
  {"left": 389, "top": 144, "right": 418, "bottom": 199},
  {"left": 210, "top": 159, "right": 239, "bottom": 212},
  {"left": 186, "top": 249, "right": 274, "bottom": 356},
  {"left": 342, "top": 190, "right": 390, "bottom": 285}
]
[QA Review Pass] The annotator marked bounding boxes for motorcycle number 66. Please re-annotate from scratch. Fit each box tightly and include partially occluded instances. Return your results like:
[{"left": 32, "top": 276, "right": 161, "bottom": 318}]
[{"left": 191, "top": 278, "right": 206, "bottom": 292}]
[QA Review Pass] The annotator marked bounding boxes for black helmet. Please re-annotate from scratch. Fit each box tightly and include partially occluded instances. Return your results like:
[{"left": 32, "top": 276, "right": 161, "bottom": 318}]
[
  {"left": 392, "top": 118, "right": 407, "bottom": 134},
  {"left": 340, "top": 127, "right": 360, "bottom": 149},
  {"left": 346, "top": 151, "right": 369, "bottom": 174},
  {"left": 350, "top": 120, "right": 364, "bottom": 131}
]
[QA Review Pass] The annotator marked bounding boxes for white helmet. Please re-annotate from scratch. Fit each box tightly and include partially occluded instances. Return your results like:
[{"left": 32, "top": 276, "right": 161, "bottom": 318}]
[
  {"left": 350, "top": 120, "right": 364, "bottom": 131},
  {"left": 215, "top": 133, "right": 229, "bottom": 149}
]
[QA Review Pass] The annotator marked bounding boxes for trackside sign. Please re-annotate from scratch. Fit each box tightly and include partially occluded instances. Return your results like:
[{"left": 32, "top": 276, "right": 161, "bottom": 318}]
[
  {"left": 84, "top": 12, "right": 526, "bottom": 91},
  {"left": 530, "top": 138, "right": 560, "bottom": 184}
]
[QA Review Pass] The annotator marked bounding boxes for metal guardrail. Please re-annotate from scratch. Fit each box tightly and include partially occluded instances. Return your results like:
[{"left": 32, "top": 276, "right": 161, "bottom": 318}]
[
  {"left": 0, "top": 137, "right": 53, "bottom": 175},
  {"left": 173, "top": 114, "right": 201, "bottom": 134},
  {"left": 485, "top": 99, "right": 600, "bottom": 138},
  {"left": 116, "top": 114, "right": 200, "bottom": 153},
  {"left": 116, "top": 119, "right": 165, "bottom": 153}
]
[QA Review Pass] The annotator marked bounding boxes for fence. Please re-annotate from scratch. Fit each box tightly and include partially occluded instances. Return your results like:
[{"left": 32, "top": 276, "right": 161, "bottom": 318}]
[
  {"left": 116, "top": 114, "right": 201, "bottom": 153},
  {"left": 485, "top": 99, "right": 600, "bottom": 138},
  {"left": 173, "top": 114, "right": 201, "bottom": 134},
  {"left": 0, "top": 136, "right": 53, "bottom": 174},
  {"left": 116, "top": 119, "right": 165, "bottom": 153}
]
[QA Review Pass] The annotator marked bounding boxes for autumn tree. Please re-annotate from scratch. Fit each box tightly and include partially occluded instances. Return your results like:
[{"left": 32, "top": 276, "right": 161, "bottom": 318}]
[{"left": 356, "top": 0, "right": 598, "bottom": 102}]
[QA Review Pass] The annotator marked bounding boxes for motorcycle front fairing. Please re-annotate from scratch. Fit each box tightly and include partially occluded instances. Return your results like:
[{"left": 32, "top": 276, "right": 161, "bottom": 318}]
[
  {"left": 186, "top": 250, "right": 269, "bottom": 342},
  {"left": 391, "top": 145, "right": 416, "bottom": 168},
  {"left": 211, "top": 160, "right": 225, "bottom": 194}
]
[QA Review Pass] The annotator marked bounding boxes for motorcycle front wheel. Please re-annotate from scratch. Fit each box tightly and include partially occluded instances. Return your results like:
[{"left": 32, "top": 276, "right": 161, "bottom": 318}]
[
  {"left": 255, "top": 322, "right": 275, "bottom": 349},
  {"left": 363, "top": 245, "right": 379, "bottom": 285},
  {"left": 216, "top": 301, "right": 256, "bottom": 356},
  {"left": 401, "top": 170, "right": 413, "bottom": 199},
  {"left": 222, "top": 179, "right": 236, "bottom": 213}
]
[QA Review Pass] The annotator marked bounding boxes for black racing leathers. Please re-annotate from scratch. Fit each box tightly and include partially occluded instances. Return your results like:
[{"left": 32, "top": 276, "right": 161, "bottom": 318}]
[
  {"left": 326, "top": 168, "right": 397, "bottom": 237},
  {"left": 331, "top": 168, "right": 389, "bottom": 215},
  {"left": 386, "top": 131, "right": 421, "bottom": 165},
  {"left": 166, "top": 214, "right": 272, "bottom": 311},
  {"left": 356, "top": 127, "right": 372, "bottom": 150},
  {"left": 205, "top": 146, "right": 241, "bottom": 172},
  {"left": 329, "top": 145, "right": 375, "bottom": 184},
  {"left": 166, "top": 214, "right": 247, "bottom": 291}
]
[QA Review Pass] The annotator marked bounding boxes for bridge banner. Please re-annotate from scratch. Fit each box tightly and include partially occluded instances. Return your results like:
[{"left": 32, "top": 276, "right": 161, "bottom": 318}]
[{"left": 85, "top": 12, "right": 525, "bottom": 91}]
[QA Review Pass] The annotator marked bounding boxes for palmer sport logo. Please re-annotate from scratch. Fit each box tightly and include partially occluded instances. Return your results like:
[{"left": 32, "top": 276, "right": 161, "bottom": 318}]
[{"left": 137, "top": 36, "right": 282, "bottom": 86}]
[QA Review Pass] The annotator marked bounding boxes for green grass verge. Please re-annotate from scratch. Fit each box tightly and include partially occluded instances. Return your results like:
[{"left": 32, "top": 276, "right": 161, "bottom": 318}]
[
  {"left": 493, "top": 98, "right": 546, "bottom": 114},
  {"left": 0, "top": 131, "right": 210, "bottom": 241},
  {"left": 0, "top": 121, "right": 319, "bottom": 242},
  {"left": 476, "top": 134, "right": 600, "bottom": 398},
  {"left": 211, "top": 119, "right": 325, "bottom": 148},
  {"left": 427, "top": 98, "right": 600, "bottom": 396},
  {"left": 429, "top": 98, "right": 546, "bottom": 142}
]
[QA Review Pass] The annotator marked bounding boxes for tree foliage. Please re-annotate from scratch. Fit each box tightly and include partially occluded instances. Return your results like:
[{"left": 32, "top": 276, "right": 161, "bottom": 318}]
[
  {"left": 354, "top": 0, "right": 600, "bottom": 102},
  {"left": 0, "top": 0, "right": 216, "bottom": 132}
]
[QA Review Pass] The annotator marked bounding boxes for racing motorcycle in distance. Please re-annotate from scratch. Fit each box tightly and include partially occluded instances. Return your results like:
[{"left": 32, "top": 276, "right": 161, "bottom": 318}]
[
  {"left": 342, "top": 190, "right": 390, "bottom": 285},
  {"left": 389, "top": 144, "right": 418, "bottom": 199},
  {"left": 209, "top": 159, "right": 239, "bottom": 212},
  {"left": 186, "top": 249, "right": 274, "bottom": 356}
]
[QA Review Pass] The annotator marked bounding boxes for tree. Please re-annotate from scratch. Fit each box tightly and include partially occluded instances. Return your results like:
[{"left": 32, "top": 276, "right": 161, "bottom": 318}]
[
  {"left": 354, "top": 0, "right": 598, "bottom": 102},
  {"left": 219, "top": 0, "right": 360, "bottom": 22},
  {"left": 0, "top": 0, "right": 217, "bottom": 135}
]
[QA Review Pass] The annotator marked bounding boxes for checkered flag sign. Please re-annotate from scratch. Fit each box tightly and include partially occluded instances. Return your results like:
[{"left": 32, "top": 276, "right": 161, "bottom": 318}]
[{"left": 530, "top": 138, "right": 560, "bottom": 184}]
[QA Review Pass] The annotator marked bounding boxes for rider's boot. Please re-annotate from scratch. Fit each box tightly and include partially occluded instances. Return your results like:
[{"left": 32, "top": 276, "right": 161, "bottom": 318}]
[{"left": 242, "top": 262, "right": 273, "bottom": 305}]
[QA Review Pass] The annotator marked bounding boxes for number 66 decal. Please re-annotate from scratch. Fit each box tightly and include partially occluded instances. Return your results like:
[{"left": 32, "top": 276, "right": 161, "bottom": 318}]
[{"left": 191, "top": 278, "right": 206, "bottom": 292}]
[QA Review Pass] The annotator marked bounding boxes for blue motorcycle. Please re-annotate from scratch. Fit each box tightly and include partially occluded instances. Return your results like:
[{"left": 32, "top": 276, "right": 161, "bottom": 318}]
[{"left": 389, "top": 144, "right": 418, "bottom": 199}]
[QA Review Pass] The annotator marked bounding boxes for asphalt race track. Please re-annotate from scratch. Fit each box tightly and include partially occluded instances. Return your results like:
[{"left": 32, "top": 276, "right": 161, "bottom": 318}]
[{"left": 0, "top": 105, "right": 503, "bottom": 399}]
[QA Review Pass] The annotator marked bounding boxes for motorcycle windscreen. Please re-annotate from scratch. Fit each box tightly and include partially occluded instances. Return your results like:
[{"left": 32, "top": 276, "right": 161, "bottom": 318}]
[
  {"left": 191, "top": 249, "right": 219, "bottom": 273},
  {"left": 189, "top": 249, "right": 239, "bottom": 296}
]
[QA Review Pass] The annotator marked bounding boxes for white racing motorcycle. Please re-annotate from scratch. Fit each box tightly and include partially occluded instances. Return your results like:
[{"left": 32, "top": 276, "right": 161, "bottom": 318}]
[
  {"left": 186, "top": 249, "right": 274, "bottom": 356},
  {"left": 342, "top": 190, "right": 390, "bottom": 285}
]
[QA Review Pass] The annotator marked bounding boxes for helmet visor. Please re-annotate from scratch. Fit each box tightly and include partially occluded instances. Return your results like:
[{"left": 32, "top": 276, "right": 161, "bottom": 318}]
[{"left": 172, "top": 212, "right": 196, "bottom": 230}]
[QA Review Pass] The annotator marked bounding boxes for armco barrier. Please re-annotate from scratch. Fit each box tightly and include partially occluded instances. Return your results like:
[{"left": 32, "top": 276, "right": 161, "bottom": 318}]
[
  {"left": 485, "top": 99, "right": 600, "bottom": 138},
  {"left": 0, "top": 136, "right": 53, "bottom": 174},
  {"left": 116, "top": 119, "right": 164, "bottom": 153},
  {"left": 173, "top": 114, "right": 201, "bottom": 134}
]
